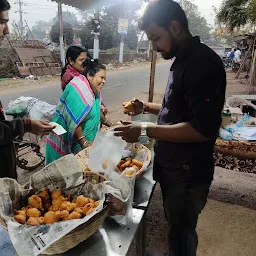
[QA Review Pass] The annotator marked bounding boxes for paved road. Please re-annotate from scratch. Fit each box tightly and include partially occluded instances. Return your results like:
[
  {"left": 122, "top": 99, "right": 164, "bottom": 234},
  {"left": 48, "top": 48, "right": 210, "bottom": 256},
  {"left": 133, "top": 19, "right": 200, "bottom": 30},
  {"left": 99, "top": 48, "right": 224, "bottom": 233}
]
[{"left": 0, "top": 61, "right": 170, "bottom": 109}]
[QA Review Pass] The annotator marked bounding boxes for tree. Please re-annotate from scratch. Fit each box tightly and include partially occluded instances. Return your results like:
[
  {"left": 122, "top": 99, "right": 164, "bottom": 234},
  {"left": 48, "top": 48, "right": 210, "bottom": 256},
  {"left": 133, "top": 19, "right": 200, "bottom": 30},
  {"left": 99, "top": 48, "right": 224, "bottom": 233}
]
[
  {"left": 217, "top": 0, "right": 249, "bottom": 30},
  {"left": 31, "top": 20, "right": 51, "bottom": 40},
  {"left": 216, "top": 0, "right": 256, "bottom": 31},
  {"left": 181, "top": 0, "right": 211, "bottom": 41},
  {"left": 79, "top": 1, "right": 143, "bottom": 50},
  {"left": 52, "top": 11, "right": 79, "bottom": 27},
  {"left": 50, "top": 22, "right": 74, "bottom": 46}
]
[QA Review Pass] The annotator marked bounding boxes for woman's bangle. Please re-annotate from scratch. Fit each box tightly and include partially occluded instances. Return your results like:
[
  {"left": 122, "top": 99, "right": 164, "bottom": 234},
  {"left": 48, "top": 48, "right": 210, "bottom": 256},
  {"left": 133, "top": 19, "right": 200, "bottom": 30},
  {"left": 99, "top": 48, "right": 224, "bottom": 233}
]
[
  {"left": 81, "top": 140, "right": 89, "bottom": 148},
  {"left": 78, "top": 135, "right": 85, "bottom": 142}
]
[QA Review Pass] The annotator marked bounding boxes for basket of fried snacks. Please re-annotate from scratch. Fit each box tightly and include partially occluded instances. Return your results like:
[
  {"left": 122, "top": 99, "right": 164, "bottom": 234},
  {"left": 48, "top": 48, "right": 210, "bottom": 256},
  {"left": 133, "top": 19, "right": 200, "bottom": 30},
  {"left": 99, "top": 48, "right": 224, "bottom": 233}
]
[
  {"left": 0, "top": 155, "right": 109, "bottom": 256},
  {"left": 76, "top": 142, "right": 151, "bottom": 180}
]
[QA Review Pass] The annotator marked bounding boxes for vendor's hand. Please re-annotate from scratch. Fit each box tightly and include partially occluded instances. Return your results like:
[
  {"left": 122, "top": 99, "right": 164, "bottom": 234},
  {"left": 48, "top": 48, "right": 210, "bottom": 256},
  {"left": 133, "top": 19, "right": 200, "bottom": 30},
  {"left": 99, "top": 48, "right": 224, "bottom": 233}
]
[
  {"left": 123, "top": 98, "right": 144, "bottom": 116},
  {"left": 31, "top": 120, "right": 55, "bottom": 136},
  {"left": 114, "top": 121, "right": 141, "bottom": 143}
]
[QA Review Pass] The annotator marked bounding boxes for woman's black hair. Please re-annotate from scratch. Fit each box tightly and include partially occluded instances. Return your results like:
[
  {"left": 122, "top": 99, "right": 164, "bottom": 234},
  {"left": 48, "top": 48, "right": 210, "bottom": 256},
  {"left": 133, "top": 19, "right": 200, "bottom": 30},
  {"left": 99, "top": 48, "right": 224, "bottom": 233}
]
[
  {"left": 61, "top": 45, "right": 89, "bottom": 78},
  {"left": 83, "top": 59, "right": 106, "bottom": 77}
]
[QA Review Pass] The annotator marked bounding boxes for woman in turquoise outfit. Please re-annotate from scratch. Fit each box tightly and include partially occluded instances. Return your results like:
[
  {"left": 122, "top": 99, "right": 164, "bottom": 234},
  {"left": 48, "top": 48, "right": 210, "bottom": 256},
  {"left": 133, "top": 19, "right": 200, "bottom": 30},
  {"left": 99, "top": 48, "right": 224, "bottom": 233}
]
[{"left": 45, "top": 60, "right": 107, "bottom": 164}]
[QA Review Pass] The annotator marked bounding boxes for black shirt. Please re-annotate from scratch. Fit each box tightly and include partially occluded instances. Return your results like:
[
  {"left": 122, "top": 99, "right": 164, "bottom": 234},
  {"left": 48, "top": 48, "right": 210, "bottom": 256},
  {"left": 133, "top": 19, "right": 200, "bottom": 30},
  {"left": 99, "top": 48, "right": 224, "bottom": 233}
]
[{"left": 153, "top": 37, "right": 226, "bottom": 185}]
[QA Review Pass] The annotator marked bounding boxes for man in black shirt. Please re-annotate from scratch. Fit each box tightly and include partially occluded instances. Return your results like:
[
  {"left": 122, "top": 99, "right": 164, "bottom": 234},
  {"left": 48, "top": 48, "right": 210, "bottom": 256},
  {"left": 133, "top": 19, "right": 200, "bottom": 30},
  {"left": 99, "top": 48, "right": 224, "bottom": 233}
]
[{"left": 114, "top": 1, "right": 226, "bottom": 255}]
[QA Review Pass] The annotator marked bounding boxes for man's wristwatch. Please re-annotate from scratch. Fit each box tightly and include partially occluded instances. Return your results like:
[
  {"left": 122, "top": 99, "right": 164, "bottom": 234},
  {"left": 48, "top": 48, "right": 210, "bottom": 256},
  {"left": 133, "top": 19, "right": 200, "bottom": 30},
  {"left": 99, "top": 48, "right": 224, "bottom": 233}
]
[{"left": 138, "top": 122, "right": 150, "bottom": 145}]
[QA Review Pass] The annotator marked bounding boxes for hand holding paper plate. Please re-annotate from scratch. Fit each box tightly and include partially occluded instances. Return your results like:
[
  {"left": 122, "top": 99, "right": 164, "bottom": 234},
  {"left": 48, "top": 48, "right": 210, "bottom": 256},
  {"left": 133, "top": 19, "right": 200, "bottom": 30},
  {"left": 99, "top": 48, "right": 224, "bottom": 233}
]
[{"left": 49, "top": 122, "right": 67, "bottom": 135}]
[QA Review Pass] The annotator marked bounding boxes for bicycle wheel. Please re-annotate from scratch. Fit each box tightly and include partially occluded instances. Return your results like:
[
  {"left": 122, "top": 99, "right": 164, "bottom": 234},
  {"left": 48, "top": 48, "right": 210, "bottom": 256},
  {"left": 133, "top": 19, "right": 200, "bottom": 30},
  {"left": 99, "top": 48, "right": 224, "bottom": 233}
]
[{"left": 16, "top": 139, "right": 45, "bottom": 171}]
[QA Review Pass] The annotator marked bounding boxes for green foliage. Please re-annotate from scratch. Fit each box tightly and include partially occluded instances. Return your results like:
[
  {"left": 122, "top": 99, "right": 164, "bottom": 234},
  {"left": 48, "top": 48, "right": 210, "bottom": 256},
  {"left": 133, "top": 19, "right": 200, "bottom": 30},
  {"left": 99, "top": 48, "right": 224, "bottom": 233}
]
[
  {"left": 52, "top": 11, "right": 79, "bottom": 27},
  {"left": 50, "top": 22, "right": 74, "bottom": 46},
  {"left": 79, "top": 1, "right": 143, "bottom": 50},
  {"left": 182, "top": 0, "right": 211, "bottom": 41},
  {"left": 217, "top": 0, "right": 256, "bottom": 30}
]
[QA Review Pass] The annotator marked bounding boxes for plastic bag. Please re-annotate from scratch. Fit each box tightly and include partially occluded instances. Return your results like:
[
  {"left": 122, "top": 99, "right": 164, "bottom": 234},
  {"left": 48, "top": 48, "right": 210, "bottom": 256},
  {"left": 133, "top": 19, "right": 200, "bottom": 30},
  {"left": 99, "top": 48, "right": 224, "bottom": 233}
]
[
  {"left": 88, "top": 131, "right": 127, "bottom": 177},
  {"left": 8, "top": 96, "right": 56, "bottom": 122},
  {"left": 104, "top": 168, "right": 136, "bottom": 225},
  {"left": 29, "top": 100, "right": 56, "bottom": 122}
]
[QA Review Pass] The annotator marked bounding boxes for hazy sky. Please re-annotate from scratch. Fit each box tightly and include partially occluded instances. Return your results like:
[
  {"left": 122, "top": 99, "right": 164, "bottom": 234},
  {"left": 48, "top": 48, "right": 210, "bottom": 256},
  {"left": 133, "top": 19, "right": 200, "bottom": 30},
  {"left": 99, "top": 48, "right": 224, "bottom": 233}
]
[{"left": 7, "top": 0, "right": 223, "bottom": 30}]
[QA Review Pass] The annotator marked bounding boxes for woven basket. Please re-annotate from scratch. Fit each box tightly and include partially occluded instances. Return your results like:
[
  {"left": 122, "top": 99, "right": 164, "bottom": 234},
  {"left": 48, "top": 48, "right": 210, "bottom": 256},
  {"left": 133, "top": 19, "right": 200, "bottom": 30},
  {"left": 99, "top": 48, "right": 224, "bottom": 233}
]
[
  {"left": 42, "top": 205, "right": 109, "bottom": 255},
  {"left": 75, "top": 143, "right": 151, "bottom": 180},
  {"left": 0, "top": 172, "right": 109, "bottom": 255}
]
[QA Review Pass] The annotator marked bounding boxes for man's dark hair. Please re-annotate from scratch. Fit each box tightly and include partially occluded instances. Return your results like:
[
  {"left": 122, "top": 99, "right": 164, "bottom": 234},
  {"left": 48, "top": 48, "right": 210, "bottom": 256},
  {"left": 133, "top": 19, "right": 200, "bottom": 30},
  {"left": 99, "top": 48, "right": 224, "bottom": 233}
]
[
  {"left": 0, "top": 0, "right": 10, "bottom": 11},
  {"left": 139, "top": 0, "right": 188, "bottom": 31}
]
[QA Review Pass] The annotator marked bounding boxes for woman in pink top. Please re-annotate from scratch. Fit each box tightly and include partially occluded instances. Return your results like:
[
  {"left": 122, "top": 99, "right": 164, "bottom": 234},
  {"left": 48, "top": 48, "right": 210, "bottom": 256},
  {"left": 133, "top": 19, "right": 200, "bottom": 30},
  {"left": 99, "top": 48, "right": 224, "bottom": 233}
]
[
  {"left": 61, "top": 45, "right": 89, "bottom": 91},
  {"left": 61, "top": 46, "right": 112, "bottom": 126}
]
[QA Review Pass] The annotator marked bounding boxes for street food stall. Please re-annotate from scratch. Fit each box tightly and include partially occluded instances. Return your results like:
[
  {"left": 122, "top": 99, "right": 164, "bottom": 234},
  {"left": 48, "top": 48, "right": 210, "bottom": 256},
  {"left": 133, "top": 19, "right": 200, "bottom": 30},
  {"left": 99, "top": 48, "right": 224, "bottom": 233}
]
[
  {"left": 215, "top": 96, "right": 256, "bottom": 174},
  {"left": 0, "top": 3, "right": 158, "bottom": 256}
]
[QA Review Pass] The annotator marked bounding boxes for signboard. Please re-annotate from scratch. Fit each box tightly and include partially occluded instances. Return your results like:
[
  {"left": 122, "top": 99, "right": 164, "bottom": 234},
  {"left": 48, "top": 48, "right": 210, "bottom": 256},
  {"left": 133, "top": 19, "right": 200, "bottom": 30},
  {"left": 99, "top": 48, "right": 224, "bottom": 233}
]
[{"left": 118, "top": 18, "right": 129, "bottom": 35}]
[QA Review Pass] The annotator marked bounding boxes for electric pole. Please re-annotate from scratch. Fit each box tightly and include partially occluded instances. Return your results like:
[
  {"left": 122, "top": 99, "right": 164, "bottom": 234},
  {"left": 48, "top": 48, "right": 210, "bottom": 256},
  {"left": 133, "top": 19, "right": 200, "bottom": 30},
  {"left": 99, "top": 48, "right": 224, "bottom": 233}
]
[{"left": 15, "top": 0, "right": 25, "bottom": 40}]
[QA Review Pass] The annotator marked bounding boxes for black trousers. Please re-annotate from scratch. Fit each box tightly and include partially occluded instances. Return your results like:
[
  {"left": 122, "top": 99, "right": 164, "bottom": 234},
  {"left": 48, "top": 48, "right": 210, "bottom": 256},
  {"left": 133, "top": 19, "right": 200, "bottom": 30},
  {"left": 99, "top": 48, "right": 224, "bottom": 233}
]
[{"left": 160, "top": 181, "right": 211, "bottom": 256}]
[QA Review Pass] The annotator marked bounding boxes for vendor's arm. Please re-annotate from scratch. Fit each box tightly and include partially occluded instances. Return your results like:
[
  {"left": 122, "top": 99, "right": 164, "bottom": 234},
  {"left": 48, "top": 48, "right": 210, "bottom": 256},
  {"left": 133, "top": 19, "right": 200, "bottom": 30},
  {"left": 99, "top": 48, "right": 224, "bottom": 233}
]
[
  {"left": 116, "top": 59, "right": 226, "bottom": 143},
  {"left": 143, "top": 101, "right": 161, "bottom": 115}
]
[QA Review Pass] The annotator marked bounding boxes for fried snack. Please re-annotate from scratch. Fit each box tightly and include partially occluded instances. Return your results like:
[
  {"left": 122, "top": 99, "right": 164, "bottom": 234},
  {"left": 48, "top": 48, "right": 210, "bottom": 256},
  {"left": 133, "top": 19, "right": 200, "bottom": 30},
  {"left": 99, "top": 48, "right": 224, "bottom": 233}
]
[
  {"left": 51, "top": 190, "right": 62, "bottom": 200},
  {"left": 72, "top": 198, "right": 77, "bottom": 204},
  {"left": 59, "top": 210, "right": 69, "bottom": 220},
  {"left": 123, "top": 101, "right": 134, "bottom": 113},
  {"left": 52, "top": 195, "right": 67, "bottom": 211},
  {"left": 43, "top": 202, "right": 51, "bottom": 212},
  {"left": 71, "top": 203, "right": 77, "bottom": 209},
  {"left": 15, "top": 210, "right": 26, "bottom": 218},
  {"left": 76, "top": 195, "right": 90, "bottom": 208},
  {"left": 74, "top": 208, "right": 83, "bottom": 215},
  {"left": 28, "top": 195, "right": 43, "bottom": 211},
  {"left": 21, "top": 206, "right": 31, "bottom": 212},
  {"left": 44, "top": 211, "right": 57, "bottom": 224},
  {"left": 37, "top": 217, "right": 45, "bottom": 225},
  {"left": 132, "top": 159, "right": 143, "bottom": 169},
  {"left": 125, "top": 170, "right": 136, "bottom": 177},
  {"left": 27, "top": 217, "right": 40, "bottom": 226},
  {"left": 66, "top": 211, "right": 81, "bottom": 220},
  {"left": 54, "top": 211, "right": 62, "bottom": 221},
  {"left": 27, "top": 208, "right": 41, "bottom": 218},
  {"left": 82, "top": 203, "right": 95, "bottom": 215},
  {"left": 37, "top": 189, "right": 50, "bottom": 203},
  {"left": 89, "top": 198, "right": 95, "bottom": 203},
  {"left": 117, "top": 160, "right": 125, "bottom": 168},
  {"left": 14, "top": 214, "right": 26, "bottom": 224},
  {"left": 60, "top": 202, "right": 74, "bottom": 212},
  {"left": 86, "top": 208, "right": 96, "bottom": 216},
  {"left": 94, "top": 200, "right": 100, "bottom": 207},
  {"left": 48, "top": 205, "right": 54, "bottom": 212},
  {"left": 120, "top": 160, "right": 131, "bottom": 169}
]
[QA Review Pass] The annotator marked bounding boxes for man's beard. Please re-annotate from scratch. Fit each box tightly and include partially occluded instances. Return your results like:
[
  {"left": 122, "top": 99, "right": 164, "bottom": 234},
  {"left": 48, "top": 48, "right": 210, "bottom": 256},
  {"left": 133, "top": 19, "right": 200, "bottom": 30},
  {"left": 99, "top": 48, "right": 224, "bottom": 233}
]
[{"left": 158, "top": 34, "right": 179, "bottom": 60}]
